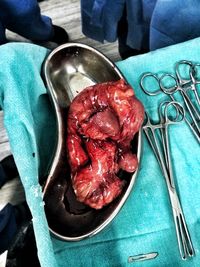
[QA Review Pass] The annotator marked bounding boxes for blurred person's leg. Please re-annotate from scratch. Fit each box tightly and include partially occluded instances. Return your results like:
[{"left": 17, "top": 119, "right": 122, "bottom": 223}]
[
  {"left": 0, "top": 204, "right": 17, "bottom": 254},
  {"left": 117, "top": 5, "right": 149, "bottom": 59},
  {"left": 0, "top": 22, "right": 6, "bottom": 44},
  {"left": 0, "top": 155, "right": 31, "bottom": 255},
  {"left": 0, "top": 0, "right": 68, "bottom": 44}
]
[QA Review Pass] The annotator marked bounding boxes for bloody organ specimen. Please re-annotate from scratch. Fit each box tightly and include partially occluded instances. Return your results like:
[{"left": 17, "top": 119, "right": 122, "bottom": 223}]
[{"left": 67, "top": 79, "right": 144, "bottom": 209}]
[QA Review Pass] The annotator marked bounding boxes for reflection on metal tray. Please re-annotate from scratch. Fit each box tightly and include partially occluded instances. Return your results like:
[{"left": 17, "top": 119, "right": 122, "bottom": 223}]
[{"left": 42, "top": 43, "right": 142, "bottom": 241}]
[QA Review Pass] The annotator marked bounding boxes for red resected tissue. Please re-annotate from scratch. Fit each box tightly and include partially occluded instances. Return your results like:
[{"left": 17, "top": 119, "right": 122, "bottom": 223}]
[{"left": 66, "top": 79, "right": 144, "bottom": 209}]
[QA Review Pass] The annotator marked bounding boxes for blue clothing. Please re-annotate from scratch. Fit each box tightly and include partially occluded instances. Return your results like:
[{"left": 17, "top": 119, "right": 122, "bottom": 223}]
[
  {"left": 81, "top": 0, "right": 200, "bottom": 51},
  {"left": 0, "top": 204, "right": 17, "bottom": 254},
  {"left": 0, "top": 0, "right": 53, "bottom": 44},
  {"left": 150, "top": 1, "right": 200, "bottom": 50},
  {"left": 81, "top": 0, "right": 125, "bottom": 45}
]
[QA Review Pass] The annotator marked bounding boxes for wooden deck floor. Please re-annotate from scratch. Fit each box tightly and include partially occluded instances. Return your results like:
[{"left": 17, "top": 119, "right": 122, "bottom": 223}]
[{"left": 0, "top": 0, "right": 120, "bottom": 210}]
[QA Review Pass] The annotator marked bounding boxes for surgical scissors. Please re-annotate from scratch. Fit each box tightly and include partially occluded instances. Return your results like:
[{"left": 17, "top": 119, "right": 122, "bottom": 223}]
[
  {"left": 143, "top": 101, "right": 195, "bottom": 260},
  {"left": 140, "top": 60, "right": 200, "bottom": 143}
]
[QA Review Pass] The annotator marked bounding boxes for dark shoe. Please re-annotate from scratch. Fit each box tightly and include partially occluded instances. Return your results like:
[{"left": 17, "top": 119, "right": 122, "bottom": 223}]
[
  {"left": 119, "top": 44, "right": 149, "bottom": 60},
  {"left": 6, "top": 221, "right": 40, "bottom": 267},
  {"left": 0, "top": 155, "right": 18, "bottom": 188},
  {"left": 49, "top": 25, "right": 69, "bottom": 45},
  {"left": 14, "top": 202, "right": 32, "bottom": 227}
]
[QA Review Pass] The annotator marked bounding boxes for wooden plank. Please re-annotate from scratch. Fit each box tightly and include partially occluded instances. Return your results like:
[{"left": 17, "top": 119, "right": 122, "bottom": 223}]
[
  {"left": 0, "top": 142, "right": 11, "bottom": 161},
  {"left": 0, "top": 178, "right": 25, "bottom": 210}
]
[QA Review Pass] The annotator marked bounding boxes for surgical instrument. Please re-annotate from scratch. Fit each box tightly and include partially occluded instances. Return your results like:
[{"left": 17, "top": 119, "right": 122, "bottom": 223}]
[
  {"left": 140, "top": 60, "right": 200, "bottom": 143},
  {"left": 143, "top": 101, "right": 195, "bottom": 260}
]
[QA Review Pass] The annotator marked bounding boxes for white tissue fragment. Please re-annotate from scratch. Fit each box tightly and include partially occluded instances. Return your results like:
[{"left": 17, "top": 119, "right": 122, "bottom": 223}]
[{"left": 30, "top": 184, "right": 42, "bottom": 198}]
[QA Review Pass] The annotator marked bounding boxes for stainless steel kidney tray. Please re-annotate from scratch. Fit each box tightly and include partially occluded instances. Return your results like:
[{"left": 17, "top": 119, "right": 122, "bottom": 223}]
[{"left": 42, "top": 43, "right": 142, "bottom": 241}]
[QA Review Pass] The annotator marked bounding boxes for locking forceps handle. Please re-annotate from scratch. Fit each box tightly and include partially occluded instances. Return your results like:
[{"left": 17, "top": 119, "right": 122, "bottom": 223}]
[
  {"left": 162, "top": 119, "right": 194, "bottom": 259},
  {"left": 144, "top": 131, "right": 195, "bottom": 259},
  {"left": 169, "top": 188, "right": 195, "bottom": 259},
  {"left": 143, "top": 116, "right": 194, "bottom": 259}
]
